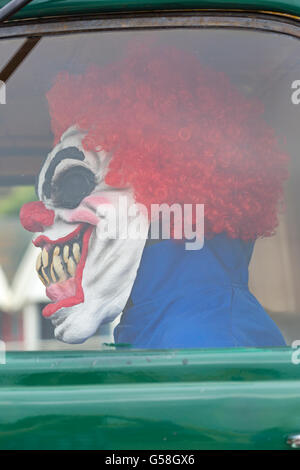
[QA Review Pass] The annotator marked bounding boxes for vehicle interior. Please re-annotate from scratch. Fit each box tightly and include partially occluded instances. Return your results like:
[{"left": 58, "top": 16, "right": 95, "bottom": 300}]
[{"left": 0, "top": 20, "right": 300, "bottom": 350}]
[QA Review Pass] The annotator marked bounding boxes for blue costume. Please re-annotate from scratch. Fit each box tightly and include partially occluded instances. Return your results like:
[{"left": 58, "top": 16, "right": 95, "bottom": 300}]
[{"left": 114, "top": 234, "right": 286, "bottom": 348}]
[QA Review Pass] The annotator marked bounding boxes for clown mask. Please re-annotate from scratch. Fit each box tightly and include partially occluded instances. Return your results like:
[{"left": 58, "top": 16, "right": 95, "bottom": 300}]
[
  {"left": 18, "top": 46, "right": 289, "bottom": 349},
  {"left": 20, "top": 126, "right": 149, "bottom": 343}
]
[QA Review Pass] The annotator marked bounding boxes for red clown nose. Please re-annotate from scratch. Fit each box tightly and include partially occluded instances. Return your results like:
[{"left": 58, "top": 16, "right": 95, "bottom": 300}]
[{"left": 20, "top": 201, "right": 55, "bottom": 233}]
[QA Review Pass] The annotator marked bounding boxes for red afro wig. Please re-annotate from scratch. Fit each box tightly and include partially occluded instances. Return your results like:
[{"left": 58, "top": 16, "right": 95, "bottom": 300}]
[{"left": 46, "top": 46, "right": 289, "bottom": 240}]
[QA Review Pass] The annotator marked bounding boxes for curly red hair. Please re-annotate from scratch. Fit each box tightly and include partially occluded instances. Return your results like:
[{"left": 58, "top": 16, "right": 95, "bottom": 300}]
[{"left": 46, "top": 46, "right": 289, "bottom": 240}]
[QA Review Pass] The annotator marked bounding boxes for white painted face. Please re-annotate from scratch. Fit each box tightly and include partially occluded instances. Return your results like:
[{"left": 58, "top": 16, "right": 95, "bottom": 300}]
[{"left": 32, "top": 126, "right": 149, "bottom": 343}]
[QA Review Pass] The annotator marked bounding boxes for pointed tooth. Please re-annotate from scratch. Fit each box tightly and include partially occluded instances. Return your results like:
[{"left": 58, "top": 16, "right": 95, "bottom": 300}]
[
  {"left": 38, "top": 273, "right": 47, "bottom": 286},
  {"left": 50, "top": 263, "right": 57, "bottom": 283},
  {"left": 36, "top": 252, "right": 42, "bottom": 272},
  {"left": 41, "top": 267, "right": 50, "bottom": 285},
  {"left": 73, "top": 243, "right": 81, "bottom": 264},
  {"left": 53, "top": 254, "right": 67, "bottom": 281},
  {"left": 63, "top": 245, "right": 69, "bottom": 264},
  {"left": 53, "top": 246, "right": 60, "bottom": 256},
  {"left": 42, "top": 248, "right": 48, "bottom": 267},
  {"left": 67, "top": 257, "right": 76, "bottom": 277}
]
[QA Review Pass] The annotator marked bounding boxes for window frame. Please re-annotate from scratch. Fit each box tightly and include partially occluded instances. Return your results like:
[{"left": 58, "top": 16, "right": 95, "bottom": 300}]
[
  {"left": 0, "top": 11, "right": 300, "bottom": 40},
  {"left": 0, "top": 10, "right": 299, "bottom": 352}
]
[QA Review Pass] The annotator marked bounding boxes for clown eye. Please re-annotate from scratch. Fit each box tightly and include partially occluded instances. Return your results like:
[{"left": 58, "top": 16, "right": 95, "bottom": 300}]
[{"left": 52, "top": 166, "right": 96, "bottom": 209}]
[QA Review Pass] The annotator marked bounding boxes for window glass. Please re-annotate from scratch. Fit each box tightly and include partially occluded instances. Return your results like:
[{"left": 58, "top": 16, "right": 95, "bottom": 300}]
[{"left": 0, "top": 28, "right": 299, "bottom": 350}]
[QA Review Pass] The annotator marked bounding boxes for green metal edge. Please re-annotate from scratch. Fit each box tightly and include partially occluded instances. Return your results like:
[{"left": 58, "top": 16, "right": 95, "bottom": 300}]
[
  {"left": 0, "top": 0, "right": 300, "bottom": 21},
  {"left": 1, "top": 347, "right": 299, "bottom": 387},
  {"left": 1, "top": 380, "right": 300, "bottom": 450},
  {"left": 1, "top": 348, "right": 300, "bottom": 450}
]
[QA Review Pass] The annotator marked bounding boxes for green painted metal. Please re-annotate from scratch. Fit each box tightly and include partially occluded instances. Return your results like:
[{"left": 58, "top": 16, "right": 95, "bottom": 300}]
[
  {"left": 0, "top": 0, "right": 300, "bottom": 21},
  {"left": 0, "top": 348, "right": 299, "bottom": 450}
]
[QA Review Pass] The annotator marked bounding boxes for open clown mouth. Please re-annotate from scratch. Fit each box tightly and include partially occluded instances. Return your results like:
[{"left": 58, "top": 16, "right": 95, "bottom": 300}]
[{"left": 33, "top": 223, "right": 93, "bottom": 317}]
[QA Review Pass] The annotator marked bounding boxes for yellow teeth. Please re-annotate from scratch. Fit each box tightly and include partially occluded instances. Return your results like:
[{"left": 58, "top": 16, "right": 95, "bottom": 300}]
[
  {"left": 63, "top": 245, "right": 69, "bottom": 263},
  {"left": 41, "top": 267, "right": 50, "bottom": 286},
  {"left": 67, "top": 257, "right": 76, "bottom": 277},
  {"left": 73, "top": 243, "right": 80, "bottom": 263},
  {"left": 53, "top": 254, "right": 67, "bottom": 282},
  {"left": 36, "top": 231, "right": 82, "bottom": 286},
  {"left": 36, "top": 239, "right": 82, "bottom": 287},
  {"left": 36, "top": 252, "right": 42, "bottom": 272},
  {"left": 42, "top": 248, "right": 48, "bottom": 267},
  {"left": 38, "top": 273, "right": 47, "bottom": 286},
  {"left": 53, "top": 246, "right": 60, "bottom": 256},
  {"left": 50, "top": 263, "right": 57, "bottom": 283}
]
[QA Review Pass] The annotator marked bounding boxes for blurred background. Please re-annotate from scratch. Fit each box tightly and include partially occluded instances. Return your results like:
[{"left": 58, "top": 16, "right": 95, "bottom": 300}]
[{"left": 1, "top": 28, "right": 300, "bottom": 349}]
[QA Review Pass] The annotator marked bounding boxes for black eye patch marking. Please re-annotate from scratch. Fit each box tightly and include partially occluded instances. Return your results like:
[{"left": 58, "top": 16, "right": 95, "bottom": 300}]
[
  {"left": 42, "top": 147, "right": 85, "bottom": 199},
  {"left": 52, "top": 166, "right": 96, "bottom": 209}
]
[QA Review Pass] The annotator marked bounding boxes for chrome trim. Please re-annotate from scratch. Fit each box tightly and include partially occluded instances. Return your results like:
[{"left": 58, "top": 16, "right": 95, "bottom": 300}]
[
  {"left": 286, "top": 433, "right": 300, "bottom": 448},
  {"left": 0, "top": 12, "right": 299, "bottom": 41}
]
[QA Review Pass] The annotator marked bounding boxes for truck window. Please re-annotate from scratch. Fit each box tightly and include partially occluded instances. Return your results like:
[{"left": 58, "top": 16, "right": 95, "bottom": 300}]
[{"left": 0, "top": 28, "right": 299, "bottom": 350}]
